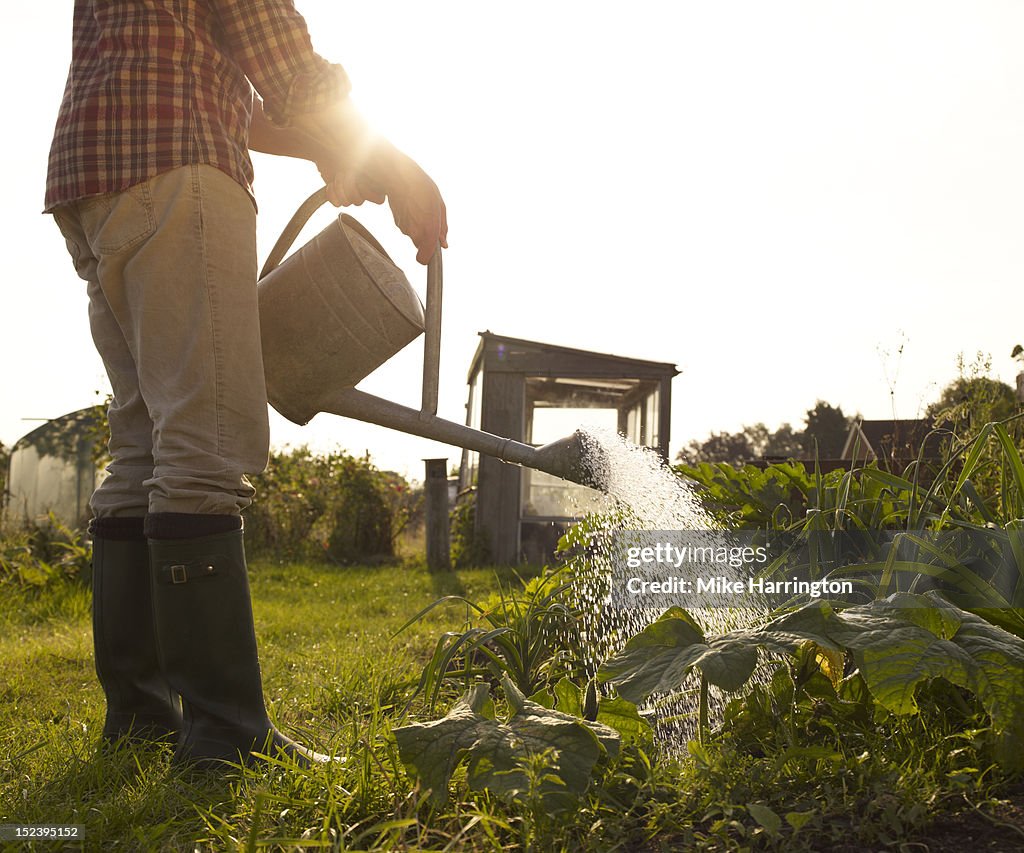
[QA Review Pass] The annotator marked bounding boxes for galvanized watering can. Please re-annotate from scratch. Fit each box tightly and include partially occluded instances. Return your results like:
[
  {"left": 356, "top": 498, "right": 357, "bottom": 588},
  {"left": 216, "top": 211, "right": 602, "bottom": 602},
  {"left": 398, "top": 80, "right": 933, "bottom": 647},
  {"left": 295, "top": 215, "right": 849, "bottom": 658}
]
[{"left": 257, "top": 188, "right": 604, "bottom": 490}]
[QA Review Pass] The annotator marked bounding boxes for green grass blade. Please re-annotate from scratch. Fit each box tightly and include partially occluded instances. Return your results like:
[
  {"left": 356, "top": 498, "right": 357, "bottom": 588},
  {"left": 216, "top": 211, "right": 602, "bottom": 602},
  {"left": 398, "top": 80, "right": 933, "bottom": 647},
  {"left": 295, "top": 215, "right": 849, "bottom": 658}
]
[
  {"left": 943, "top": 423, "right": 994, "bottom": 524},
  {"left": 391, "top": 595, "right": 485, "bottom": 638}
]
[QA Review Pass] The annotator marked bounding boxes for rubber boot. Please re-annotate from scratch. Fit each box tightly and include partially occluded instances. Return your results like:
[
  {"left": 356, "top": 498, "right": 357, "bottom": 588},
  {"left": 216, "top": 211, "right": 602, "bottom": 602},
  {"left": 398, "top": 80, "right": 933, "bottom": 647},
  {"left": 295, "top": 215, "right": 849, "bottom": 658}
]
[
  {"left": 148, "top": 528, "right": 329, "bottom": 767},
  {"left": 91, "top": 519, "right": 182, "bottom": 743}
]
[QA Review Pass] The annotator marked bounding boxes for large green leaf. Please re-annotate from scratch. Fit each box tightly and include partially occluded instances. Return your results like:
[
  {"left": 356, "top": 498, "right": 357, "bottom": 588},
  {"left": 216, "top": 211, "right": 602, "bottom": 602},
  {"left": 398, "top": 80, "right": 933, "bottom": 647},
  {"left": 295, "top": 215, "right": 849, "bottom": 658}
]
[
  {"left": 392, "top": 683, "right": 495, "bottom": 802},
  {"left": 550, "top": 676, "right": 653, "bottom": 745},
  {"left": 598, "top": 605, "right": 825, "bottom": 703},
  {"left": 946, "top": 606, "right": 1024, "bottom": 770},
  {"left": 598, "top": 593, "right": 1024, "bottom": 771},
  {"left": 595, "top": 695, "right": 654, "bottom": 746},
  {"left": 552, "top": 676, "right": 583, "bottom": 717},
  {"left": 818, "top": 595, "right": 971, "bottom": 715},
  {"left": 393, "top": 675, "right": 620, "bottom": 808}
]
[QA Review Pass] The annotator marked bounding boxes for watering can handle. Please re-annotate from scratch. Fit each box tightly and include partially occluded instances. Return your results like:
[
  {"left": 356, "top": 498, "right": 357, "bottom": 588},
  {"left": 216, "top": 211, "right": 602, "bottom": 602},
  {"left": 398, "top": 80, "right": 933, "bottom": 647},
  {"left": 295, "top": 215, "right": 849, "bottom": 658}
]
[
  {"left": 421, "top": 245, "right": 442, "bottom": 416},
  {"left": 259, "top": 186, "right": 329, "bottom": 280},
  {"left": 259, "top": 187, "right": 445, "bottom": 418}
]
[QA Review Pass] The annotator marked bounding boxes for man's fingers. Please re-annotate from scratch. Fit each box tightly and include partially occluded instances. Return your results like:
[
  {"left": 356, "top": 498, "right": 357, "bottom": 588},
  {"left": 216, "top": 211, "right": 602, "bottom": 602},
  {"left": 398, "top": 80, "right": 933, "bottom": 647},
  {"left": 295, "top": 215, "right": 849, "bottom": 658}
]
[
  {"left": 438, "top": 201, "right": 448, "bottom": 248},
  {"left": 410, "top": 212, "right": 446, "bottom": 263},
  {"left": 323, "top": 171, "right": 387, "bottom": 208},
  {"left": 415, "top": 240, "right": 435, "bottom": 265}
]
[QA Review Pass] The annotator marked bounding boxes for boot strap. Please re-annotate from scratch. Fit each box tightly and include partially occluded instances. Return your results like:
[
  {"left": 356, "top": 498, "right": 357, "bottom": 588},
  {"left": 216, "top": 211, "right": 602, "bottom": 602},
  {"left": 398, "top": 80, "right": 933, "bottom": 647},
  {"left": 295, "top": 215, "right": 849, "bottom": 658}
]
[{"left": 157, "top": 559, "right": 220, "bottom": 585}]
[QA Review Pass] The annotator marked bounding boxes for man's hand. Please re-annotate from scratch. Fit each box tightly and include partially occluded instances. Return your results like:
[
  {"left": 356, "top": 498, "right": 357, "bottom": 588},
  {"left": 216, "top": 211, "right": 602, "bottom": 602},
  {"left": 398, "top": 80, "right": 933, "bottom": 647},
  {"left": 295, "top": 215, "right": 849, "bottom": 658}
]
[
  {"left": 293, "top": 101, "right": 448, "bottom": 264},
  {"left": 317, "top": 142, "right": 447, "bottom": 264},
  {"left": 316, "top": 154, "right": 386, "bottom": 207},
  {"left": 374, "top": 143, "right": 448, "bottom": 265}
]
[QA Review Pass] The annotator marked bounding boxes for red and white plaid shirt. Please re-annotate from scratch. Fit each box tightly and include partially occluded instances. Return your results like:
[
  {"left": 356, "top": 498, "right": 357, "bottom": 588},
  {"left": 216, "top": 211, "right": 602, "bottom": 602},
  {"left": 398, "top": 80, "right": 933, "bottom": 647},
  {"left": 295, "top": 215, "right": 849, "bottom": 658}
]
[{"left": 45, "top": 0, "right": 350, "bottom": 212}]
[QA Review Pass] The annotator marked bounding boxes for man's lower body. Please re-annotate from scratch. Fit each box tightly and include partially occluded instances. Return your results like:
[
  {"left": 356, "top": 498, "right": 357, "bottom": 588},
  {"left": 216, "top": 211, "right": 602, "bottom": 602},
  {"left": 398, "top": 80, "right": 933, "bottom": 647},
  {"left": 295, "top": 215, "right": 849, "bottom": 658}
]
[{"left": 53, "top": 164, "right": 323, "bottom": 766}]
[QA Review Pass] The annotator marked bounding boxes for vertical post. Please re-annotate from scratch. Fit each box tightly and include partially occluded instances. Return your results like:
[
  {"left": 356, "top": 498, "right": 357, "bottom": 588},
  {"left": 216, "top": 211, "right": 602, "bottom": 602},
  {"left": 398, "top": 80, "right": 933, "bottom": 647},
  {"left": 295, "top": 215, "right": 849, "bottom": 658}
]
[
  {"left": 423, "top": 458, "right": 451, "bottom": 571},
  {"left": 421, "top": 247, "right": 443, "bottom": 416},
  {"left": 658, "top": 376, "right": 673, "bottom": 461}
]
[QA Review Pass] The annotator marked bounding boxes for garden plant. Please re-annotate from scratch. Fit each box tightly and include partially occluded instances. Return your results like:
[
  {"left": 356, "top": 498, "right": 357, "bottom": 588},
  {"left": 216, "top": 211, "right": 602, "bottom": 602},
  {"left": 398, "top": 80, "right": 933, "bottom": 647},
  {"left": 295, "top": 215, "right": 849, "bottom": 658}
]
[{"left": 3, "top": 423, "right": 1024, "bottom": 850}]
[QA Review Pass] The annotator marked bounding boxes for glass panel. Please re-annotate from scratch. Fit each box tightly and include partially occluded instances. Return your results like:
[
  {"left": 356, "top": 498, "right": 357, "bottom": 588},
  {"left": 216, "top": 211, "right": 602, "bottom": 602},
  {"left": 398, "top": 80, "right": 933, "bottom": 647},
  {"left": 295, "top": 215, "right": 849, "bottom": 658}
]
[
  {"left": 521, "top": 468, "right": 604, "bottom": 518},
  {"left": 647, "top": 387, "right": 660, "bottom": 449},
  {"left": 522, "top": 407, "right": 613, "bottom": 517},
  {"left": 468, "top": 370, "right": 483, "bottom": 430},
  {"left": 530, "top": 406, "right": 617, "bottom": 444}
]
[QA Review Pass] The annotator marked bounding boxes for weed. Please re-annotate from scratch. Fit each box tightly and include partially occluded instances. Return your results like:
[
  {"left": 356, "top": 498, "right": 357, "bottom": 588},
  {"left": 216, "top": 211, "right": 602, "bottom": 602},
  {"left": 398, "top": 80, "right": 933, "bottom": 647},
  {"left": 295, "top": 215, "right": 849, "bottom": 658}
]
[{"left": 0, "top": 512, "right": 91, "bottom": 589}]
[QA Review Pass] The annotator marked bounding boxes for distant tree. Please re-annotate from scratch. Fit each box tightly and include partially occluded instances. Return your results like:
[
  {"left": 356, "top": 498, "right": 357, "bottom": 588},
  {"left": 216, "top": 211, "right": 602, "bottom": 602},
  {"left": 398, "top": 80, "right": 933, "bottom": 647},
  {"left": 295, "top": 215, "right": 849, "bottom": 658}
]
[
  {"left": 801, "top": 401, "right": 849, "bottom": 459},
  {"left": 677, "top": 430, "right": 756, "bottom": 466},
  {"left": 926, "top": 376, "right": 1017, "bottom": 432},
  {"left": 923, "top": 353, "right": 1019, "bottom": 455},
  {"left": 741, "top": 423, "right": 771, "bottom": 457},
  {"left": 922, "top": 353, "right": 1024, "bottom": 495},
  {"left": 676, "top": 402, "right": 850, "bottom": 465},
  {"left": 763, "top": 423, "right": 803, "bottom": 459},
  {"left": 677, "top": 421, "right": 807, "bottom": 465}
]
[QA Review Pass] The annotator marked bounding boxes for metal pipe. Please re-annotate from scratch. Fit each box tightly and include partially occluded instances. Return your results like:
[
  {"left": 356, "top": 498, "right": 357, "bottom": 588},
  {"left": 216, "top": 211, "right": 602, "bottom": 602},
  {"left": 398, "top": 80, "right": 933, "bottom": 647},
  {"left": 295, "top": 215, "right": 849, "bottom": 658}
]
[
  {"left": 320, "top": 388, "right": 606, "bottom": 490},
  {"left": 420, "top": 246, "right": 443, "bottom": 416}
]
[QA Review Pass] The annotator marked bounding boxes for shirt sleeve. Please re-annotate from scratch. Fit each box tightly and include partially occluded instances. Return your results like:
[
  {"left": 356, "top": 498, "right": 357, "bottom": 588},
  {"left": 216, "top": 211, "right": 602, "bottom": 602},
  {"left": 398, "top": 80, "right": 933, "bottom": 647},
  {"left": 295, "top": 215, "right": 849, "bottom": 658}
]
[{"left": 212, "top": 0, "right": 351, "bottom": 126}]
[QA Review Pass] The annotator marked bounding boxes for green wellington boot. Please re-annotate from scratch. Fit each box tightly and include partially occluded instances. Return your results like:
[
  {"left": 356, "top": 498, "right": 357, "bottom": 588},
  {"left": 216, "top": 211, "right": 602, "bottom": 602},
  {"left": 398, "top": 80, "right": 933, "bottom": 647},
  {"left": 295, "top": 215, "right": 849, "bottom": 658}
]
[
  {"left": 148, "top": 527, "right": 329, "bottom": 767},
  {"left": 91, "top": 522, "right": 182, "bottom": 743}
]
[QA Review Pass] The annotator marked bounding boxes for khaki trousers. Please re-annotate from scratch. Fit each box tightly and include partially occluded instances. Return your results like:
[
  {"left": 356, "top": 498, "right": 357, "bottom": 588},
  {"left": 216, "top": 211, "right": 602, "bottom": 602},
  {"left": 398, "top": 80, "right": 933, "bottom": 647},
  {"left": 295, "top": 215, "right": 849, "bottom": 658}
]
[{"left": 52, "top": 164, "right": 269, "bottom": 518}]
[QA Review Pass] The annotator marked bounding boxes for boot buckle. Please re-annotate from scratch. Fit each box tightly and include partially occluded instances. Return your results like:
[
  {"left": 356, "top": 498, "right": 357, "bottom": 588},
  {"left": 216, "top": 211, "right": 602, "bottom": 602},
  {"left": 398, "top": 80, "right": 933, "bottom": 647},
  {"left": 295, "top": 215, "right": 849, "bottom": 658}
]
[{"left": 171, "top": 564, "right": 188, "bottom": 584}]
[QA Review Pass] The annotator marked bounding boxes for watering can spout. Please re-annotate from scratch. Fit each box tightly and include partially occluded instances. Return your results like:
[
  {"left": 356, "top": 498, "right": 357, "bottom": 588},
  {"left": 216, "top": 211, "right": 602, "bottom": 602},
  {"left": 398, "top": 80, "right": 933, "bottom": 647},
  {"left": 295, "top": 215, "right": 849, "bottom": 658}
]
[
  {"left": 318, "top": 390, "right": 608, "bottom": 491},
  {"left": 528, "top": 431, "right": 608, "bottom": 491}
]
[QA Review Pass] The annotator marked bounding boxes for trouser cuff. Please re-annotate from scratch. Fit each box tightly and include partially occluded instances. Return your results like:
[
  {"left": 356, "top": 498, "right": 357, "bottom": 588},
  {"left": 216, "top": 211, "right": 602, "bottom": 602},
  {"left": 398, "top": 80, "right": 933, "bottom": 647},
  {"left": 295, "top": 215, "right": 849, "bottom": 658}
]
[
  {"left": 144, "top": 513, "right": 243, "bottom": 540},
  {"left": 89, "top": 516, "right": 146, "bottom": 541}
]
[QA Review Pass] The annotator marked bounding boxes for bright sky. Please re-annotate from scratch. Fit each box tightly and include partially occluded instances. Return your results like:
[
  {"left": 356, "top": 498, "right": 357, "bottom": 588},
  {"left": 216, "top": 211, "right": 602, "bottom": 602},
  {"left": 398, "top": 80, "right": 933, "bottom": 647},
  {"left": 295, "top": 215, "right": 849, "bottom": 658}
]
[{"left": 5, "top": 2, "right": 1024, "bottom": 478}]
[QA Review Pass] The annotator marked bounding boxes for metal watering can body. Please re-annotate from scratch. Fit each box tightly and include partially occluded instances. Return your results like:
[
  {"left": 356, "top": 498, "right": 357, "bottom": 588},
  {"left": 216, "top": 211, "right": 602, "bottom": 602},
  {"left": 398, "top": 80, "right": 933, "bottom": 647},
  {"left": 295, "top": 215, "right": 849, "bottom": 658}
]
[
  {"left": 257, "top": 188, "right": 425, "bottom": 426},
  {"left": 257, "top": 189, "right": 605, "bottom": 491}
]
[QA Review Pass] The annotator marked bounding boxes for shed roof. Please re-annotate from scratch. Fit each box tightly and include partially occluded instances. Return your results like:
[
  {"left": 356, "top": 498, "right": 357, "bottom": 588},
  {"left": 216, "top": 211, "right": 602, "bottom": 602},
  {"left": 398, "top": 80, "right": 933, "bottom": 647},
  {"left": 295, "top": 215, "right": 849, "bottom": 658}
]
[
  {"left": 841, "top": 418, "right": 943, "bottom": 463},
  {"left": 468, "top": 331, "right": 680, "bottom": 382}
]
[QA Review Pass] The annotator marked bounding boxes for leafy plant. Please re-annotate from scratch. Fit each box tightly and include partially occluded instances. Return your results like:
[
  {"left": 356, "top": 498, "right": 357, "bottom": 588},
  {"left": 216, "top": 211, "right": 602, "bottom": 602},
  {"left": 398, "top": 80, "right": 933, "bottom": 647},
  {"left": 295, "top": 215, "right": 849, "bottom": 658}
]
[
  {"left": 599, "top": 592, "right": 1024, "bottom": 771},
  {"left": 676, "top": 419, "right": 1024, "bottom": 631},
  {"left": 449, "top": 492, "right": 490, "bottom": 569},
  {"left": 398, "top": 565, "right": 588, "bottom": 707},
  {"left": 0, "top": 512, "right": 92, "bottom": 588},
  {"left": 244, "top": 446, "right": 417, "bottom": 563},
  {"left": 393, "top": 673, "right": 620, "bottom": 810},
  {"left": 674, "top": 460, "right": 819, "bottom": 528}
]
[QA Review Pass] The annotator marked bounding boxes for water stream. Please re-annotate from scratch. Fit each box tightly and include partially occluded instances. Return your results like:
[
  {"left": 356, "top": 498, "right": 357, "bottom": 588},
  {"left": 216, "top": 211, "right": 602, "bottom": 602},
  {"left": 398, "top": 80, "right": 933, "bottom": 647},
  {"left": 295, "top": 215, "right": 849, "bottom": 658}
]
[{"left": 565, "top": 428, "right": 773, "bottom": 747}]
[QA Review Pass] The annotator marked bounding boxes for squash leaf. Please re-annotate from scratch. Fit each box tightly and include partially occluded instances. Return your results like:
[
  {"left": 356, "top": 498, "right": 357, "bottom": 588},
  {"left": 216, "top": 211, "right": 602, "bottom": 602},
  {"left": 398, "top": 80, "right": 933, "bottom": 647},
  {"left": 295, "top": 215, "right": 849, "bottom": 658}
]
[
  {"left": 598, "top": 593, "right": 1024, "bottom": 770},
  {"left": 394, "top": 674, "right": 620, "bottom": 808}
]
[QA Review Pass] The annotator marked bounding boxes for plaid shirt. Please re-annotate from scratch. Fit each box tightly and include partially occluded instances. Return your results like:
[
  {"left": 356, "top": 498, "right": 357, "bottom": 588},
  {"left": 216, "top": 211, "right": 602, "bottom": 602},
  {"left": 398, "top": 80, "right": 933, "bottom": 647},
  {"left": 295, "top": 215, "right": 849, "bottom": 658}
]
[{"left": 45, "top": 0, "right": 350, "bottom": 211}]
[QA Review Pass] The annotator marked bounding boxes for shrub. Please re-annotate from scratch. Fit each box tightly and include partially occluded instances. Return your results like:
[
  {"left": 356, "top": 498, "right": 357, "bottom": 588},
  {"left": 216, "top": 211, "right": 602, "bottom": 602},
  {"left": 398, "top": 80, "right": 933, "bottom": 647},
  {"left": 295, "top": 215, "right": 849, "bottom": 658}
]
[
  {"left": 243, "top": 447, "right": 416, "bottom": 564},
  {"left": 449, "top": 492, "right": 490, "bottom": 568},
  {"left": 0, "top": 513, "right": 92, "bottom": 588}
]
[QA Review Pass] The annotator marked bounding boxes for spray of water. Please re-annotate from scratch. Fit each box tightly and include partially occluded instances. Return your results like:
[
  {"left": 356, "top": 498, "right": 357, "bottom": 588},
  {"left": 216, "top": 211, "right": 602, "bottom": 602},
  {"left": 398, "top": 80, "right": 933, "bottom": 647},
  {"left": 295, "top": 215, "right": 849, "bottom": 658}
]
[{"left": 563, "top": 427, "right": 774, "bottom": 748}]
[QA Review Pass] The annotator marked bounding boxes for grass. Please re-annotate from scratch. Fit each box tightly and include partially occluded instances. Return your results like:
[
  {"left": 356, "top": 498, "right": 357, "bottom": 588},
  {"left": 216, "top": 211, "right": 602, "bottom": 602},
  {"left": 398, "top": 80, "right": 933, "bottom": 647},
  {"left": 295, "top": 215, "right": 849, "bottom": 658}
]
[{"left": 2, "top": 556, "right": 1023, "bottom": 851}]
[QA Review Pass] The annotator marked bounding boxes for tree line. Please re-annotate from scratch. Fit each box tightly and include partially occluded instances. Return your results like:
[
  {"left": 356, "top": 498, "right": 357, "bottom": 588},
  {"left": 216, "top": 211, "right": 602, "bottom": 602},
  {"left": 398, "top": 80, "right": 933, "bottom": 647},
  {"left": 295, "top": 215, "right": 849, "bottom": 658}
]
[{"left": 677, "top": 366, "right": 1020, "bottom": 467}]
